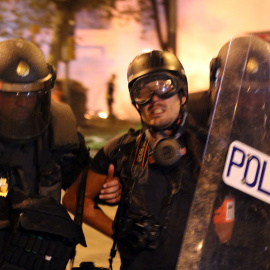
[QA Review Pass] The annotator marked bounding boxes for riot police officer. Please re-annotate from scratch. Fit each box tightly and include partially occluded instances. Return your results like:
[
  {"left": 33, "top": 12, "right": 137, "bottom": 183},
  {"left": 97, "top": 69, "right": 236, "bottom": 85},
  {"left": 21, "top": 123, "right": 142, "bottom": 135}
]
[
  {"left": 202, "top": 35, "right": 270, "bottom": 270},
  {"left": 0, "top": 38, "right": 89, "bottom": 270},
  {"left": 191, "top": 35, "right": 270, "bottom": 270}
]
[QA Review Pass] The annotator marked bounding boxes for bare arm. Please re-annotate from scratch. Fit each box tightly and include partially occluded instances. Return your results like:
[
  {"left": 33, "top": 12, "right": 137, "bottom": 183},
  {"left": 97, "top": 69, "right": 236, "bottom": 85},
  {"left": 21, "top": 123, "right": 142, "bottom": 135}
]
[{"left": 62, "top": 164, "right": 121, "bottom": 238}]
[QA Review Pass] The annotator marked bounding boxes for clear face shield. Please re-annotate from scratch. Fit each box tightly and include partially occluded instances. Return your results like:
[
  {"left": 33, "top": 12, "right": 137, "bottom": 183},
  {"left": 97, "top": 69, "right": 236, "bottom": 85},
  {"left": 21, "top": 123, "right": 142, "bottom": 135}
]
[
  {"left": 177, "top": 35, "right": 270, "bottom": 269},
  {"left": 0, "top": 74, "right": 52, "bottom": 141},
  {"left": 213, "top": 53, "right": 270, "bottom": 138}
]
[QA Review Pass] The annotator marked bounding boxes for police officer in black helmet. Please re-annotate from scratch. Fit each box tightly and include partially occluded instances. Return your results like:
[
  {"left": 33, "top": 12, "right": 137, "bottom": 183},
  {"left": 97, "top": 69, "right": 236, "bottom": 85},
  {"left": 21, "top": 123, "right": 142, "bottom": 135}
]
[
  {"left": 187, "top": 35, "right": 270, "bottom": 270},
  {"left": 0, "top": 39, "right": 54, "bottom": 141},
  {"left": 0, "top": 38, "right": 120, "bottom": 270},
  {"left": 0, "top": 38, "right": 88, "bottom": 270},
  {"left": 64, "top": 50, "right": 203, "bottom": 269}
]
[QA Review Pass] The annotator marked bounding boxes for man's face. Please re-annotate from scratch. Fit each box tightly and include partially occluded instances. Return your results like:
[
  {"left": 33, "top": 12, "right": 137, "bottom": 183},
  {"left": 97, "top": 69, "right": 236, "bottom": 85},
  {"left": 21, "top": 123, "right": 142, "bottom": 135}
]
[
  {"left": 139, "top": 92, "right": 184, "bottom": 130},
  {"left": 131, "top": 74, "right": 186, "bottom": 130},
  {"left": 0, "top": 92, "right": 37, "bottom": 121}
]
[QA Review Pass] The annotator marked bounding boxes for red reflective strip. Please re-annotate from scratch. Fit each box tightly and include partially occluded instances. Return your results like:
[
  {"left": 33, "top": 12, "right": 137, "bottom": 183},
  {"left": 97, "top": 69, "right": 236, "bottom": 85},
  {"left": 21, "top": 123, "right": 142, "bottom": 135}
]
[
  {"left": 133, "top": 133, "right": 143, "bottom": 165},
  {"left": 141, "top": 141, "right": 149, "bottom": 167}
]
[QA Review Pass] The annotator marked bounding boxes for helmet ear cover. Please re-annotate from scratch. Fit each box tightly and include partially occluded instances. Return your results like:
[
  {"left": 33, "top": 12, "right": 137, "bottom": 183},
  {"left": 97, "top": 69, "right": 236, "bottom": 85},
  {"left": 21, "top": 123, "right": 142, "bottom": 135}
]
[
  {"left": 210, "top": 57, "right": 222, "bottom": 86},
  {"left": 208, "top": 57, "right": 222, "bottom": 100},
  {"left": 47, "top": 63, "right": 57, "bottom": 88}
]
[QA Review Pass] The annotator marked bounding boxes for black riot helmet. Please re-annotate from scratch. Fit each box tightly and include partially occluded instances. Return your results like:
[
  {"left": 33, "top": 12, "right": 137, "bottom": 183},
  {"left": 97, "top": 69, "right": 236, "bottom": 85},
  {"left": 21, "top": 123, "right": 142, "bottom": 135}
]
[
  {"left": 209, "top": 34, "right": 270, "bottom": 105},
  {"left": 127, "top": 50, "right": 189, "bottom": 167},
  {"left": 127, "top": 50, "right": 188, "bottom": 109},
  {"left": 0, "top": 38, "right": 56, "bottom": 141},
  {"left": 209, "top": 34, "right": 270, "bottom": 146}
]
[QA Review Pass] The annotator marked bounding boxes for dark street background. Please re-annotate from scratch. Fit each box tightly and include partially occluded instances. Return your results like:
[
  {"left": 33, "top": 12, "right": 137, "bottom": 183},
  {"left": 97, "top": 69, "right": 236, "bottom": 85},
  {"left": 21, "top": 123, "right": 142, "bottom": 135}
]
[{"left": 78, "top": 116, "right": 140, "bottom": 157}]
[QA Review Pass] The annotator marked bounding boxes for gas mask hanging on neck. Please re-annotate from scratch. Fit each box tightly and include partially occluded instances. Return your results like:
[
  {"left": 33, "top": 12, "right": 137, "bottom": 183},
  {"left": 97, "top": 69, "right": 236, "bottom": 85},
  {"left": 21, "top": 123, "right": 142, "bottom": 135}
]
[{"left": 145, "top": 112, "right": 187, "bottom": 167}]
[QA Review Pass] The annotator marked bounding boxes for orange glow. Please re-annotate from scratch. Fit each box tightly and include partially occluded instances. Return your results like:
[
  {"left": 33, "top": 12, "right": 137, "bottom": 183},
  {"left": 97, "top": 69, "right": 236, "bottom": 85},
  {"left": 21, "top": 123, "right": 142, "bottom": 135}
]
[
  {"left": 54, "top": 0, "right": 270, "bottom": 121},
  {"left": 98, "top": 112, "right": 108, "bottom": 119}
]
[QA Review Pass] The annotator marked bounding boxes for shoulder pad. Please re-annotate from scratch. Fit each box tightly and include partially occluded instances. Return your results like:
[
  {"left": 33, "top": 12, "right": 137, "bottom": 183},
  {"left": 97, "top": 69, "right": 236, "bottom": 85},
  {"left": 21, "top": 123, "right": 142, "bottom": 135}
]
[{"left": 50, "top": 101, "right": 79, "bottom": 149}]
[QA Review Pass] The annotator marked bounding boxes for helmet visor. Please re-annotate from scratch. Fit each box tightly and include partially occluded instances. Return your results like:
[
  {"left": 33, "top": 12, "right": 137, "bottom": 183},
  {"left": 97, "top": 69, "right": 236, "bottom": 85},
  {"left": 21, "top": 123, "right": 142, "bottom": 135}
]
[
  {"left": 130, "top": 72, "right": 184, "bottom": 105},
  {"left": 0, "top": 88, "right": 50, "bottom": 140}
]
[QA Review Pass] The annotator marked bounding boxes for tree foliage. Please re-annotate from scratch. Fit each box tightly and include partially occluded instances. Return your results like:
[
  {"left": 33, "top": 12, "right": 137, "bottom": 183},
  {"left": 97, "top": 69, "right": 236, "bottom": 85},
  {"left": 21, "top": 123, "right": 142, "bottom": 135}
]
[
  {"left": 0, "top": 0, "right": 54, "bottom": 37},
  {"left": 0, "top": 0, "right": 177, "bottom": 67}
]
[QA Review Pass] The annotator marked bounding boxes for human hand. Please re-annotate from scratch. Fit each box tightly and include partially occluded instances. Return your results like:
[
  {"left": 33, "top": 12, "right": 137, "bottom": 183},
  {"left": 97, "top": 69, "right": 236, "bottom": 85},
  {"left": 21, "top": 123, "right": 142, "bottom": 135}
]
[{"left": 99, "top": 164, "right": 122, "bottom": 204}]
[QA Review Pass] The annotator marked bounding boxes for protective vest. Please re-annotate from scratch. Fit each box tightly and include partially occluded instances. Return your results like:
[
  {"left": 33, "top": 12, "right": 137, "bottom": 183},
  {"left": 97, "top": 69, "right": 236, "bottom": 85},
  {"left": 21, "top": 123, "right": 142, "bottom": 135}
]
[
  {"left": 0, "top": 101, "right": 80, "bottom": 204},
  {"left": 0, "top": 102, "right": 86, "bottom": 270},
  {"left": 107, "top": 127, "right": 201, "bottom": 260}
]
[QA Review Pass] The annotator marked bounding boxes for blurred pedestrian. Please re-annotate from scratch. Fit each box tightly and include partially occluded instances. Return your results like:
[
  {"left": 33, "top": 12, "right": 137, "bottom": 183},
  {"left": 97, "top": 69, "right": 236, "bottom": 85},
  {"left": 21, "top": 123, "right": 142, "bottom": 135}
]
[{"left": 107, "top": 74, "right": 116, "bottom": 118}]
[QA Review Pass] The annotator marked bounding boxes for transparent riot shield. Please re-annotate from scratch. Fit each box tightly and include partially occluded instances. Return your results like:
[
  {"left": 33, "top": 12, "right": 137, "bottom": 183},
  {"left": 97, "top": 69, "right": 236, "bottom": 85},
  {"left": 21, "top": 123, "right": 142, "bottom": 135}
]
[{"left": 176, "top": 34, "right": 270, "bottom": 270}]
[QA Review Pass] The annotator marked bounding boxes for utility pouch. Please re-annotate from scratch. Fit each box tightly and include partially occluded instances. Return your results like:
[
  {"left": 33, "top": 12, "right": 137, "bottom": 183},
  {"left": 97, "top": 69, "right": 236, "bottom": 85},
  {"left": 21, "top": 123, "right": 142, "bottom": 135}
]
[{"left": 1, "top": 197, "right": 86, "bottom": 270}]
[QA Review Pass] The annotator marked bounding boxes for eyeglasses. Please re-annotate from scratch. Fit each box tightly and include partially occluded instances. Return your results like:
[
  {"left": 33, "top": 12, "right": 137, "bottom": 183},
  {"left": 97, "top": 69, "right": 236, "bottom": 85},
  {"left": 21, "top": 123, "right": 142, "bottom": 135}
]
[{"left": 131, "top": 72, "right": 183, "bottom": 105}]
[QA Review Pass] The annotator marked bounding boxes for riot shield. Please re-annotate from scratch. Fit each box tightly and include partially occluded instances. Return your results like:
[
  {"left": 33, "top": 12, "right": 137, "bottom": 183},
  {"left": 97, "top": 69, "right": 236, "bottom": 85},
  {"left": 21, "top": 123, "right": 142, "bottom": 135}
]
[{"left": 176, "top": 34, "right": 270, "bottom": 270}]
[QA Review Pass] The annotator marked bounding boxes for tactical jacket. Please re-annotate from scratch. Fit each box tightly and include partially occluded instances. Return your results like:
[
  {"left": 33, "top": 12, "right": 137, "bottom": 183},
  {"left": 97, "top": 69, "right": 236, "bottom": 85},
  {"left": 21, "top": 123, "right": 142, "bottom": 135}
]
[
  {"left": 91, "top": 122, "right": 203, "bottom": 270},
  {"left": 0, "top": 101, "right": 90, "bottom": 258}
]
